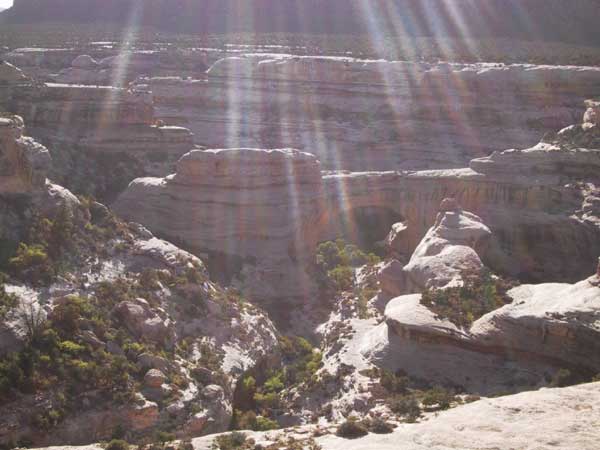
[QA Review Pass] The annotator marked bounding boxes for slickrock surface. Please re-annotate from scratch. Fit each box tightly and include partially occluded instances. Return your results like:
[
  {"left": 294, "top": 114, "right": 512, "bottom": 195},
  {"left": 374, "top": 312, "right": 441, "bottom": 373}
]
[
  {"left": 363, "top": 260, "right": 600, "bottom": 393},
  {"left": 142, "top": 55, "right": 600, "bottom": 171},
  {"left": 31, "top": 382, "right": 600, "bottom": 450},
  {"left": 315, "top": 382, "right": 600, "bottom": 450}
]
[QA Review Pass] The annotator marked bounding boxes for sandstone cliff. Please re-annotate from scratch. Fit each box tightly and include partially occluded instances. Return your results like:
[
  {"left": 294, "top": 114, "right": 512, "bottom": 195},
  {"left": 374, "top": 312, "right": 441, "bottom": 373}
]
[
  {"left": 0, "top": 64, "right": 195, "bottom": 201},
  {"left": 142, "top": 55, "right": 600, "bottom": 172},
  {"left": 115, "top": 104, "right": 600, "bottom": 304}
]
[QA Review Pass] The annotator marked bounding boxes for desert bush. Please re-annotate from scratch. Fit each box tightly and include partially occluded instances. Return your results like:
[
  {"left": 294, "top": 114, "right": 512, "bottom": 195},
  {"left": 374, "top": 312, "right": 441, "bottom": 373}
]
[
  {"left": 421, "top": 386, "right": 454, "bottom": 411},
  {"left": 0, "top": 280, "right": 18, "bottom": 319},
  {"left": 105, "top": 439, "right": 130, "bottom": 450},
  {"left": 366, "top": 417, "right": 394, "bottom": 434},
  {"left": 388, "top": 394, "right": 421, "bottom": 422},
  {"left": 551, "top": 368, "right": 578, "bottom": 388},
  {"left": 420, "top": 269, "right": 516, "bottom": 328},
  {"left": 379, "top": 369, "right": 409, "bottom": 394},
  {"left": 212, "top": 432, "right": 246, "bottom": 450},
  {"left": 316, "top": 239, "right": 380, "bottom": 294},
  {"left": 177, "top": 440, "right": 194, "bottom": 450},
  {"left": 336, "top": 417, "right": 369, "bottom": 439},
  {"left": 9, "top": 243, "right": 54, "bottom": 285}
]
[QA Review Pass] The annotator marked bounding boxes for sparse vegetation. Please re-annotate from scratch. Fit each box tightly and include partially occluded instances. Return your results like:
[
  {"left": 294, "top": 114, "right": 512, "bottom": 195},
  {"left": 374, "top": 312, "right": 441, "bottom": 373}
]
[
  {"left": 212, "top": 432, "right": 247, "bottom": 450},
  {"left": 232, "top": 335, "right": 323, "bottom": 431},
  {"left": 420, "top": 269, "right": 517, "bottom": 329},
  {"left": 105, "top": 439, "right": 130, "bottom": 450},
  {"left": 315, "top": 239, "right": 380, "bottom": 318},
  {"left": 365, "top": 417, "right": 394, "bottom": 434},
  {"left": 421, "top": 386, "right": 454, "bottom": 411},
  {"left": 336, "top": 417, "right": 369, "bottom": 439},
  {"left": 388, "top": 394, "right": 421, "bottom": 422},
  {"left": 0, "top": 276, "right": 18, "bottom": 319}
]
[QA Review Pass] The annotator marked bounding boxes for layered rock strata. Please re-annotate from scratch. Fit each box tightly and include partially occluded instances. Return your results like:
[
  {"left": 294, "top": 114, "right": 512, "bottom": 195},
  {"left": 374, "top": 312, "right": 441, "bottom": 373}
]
[
  {"left": 363, "top": 261, "right": 600, "bottom": 394},
  {"left": 0, "top": 64, "right": 195, "bottom": 200},
  {"left": 0, "top": 114, "right": 50, "bottom": 193},
  {"left": 115, "top": 148, "right": 324, "bottom": 306},
  {"left": 141, "top": 55, "right": 600, "bottom": 171},
  {"left": 115, "top": 106, "right": 600, "bottom": 311}
]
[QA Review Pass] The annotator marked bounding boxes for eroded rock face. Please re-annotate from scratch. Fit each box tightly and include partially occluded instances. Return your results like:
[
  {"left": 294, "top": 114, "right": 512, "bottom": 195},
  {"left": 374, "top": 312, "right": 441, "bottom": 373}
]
[
  {"left": 33, "top": 382, "right": 600, "bottom": 449},
  {"left": 364, "top": 264, "right": 600, "bottom": 394},
  {"left": 379, "top": 199, "right": 492, "bottom": 296},
  {"left": 0, "top": 114, "right": 51, "bottom": 193},
  {"left": 0, "top": 64, "right": 195, "bottom": 201},
  {"left": 116, "top": 105, "right": 600, "bottom": 309},
  {"left": 142, "top": 56, "right": 600, "bottom": 172},
  {"left": 114, "top": 148, "right": 324, "bottom": 305},
  {"left": 0, "top": 128, "right": 280, "bottom": 446}
]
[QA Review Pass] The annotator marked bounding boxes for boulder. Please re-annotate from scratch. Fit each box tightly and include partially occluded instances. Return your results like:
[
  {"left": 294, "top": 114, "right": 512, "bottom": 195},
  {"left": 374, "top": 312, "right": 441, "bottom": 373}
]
[
  {"left": 378, "top": 199, "right": 491, "bottom": 296},
  {"left": 144, "top": 369, "right": 167, "bottom": 388},
  {"left": 364, "top": 264, "right": 600, "bottom": 393},
  {"left": 114, "top": 148, "right": 324, "bottom": 305},
  {"left": 584, "top": 99, "right": 599, "bottom": 125},
  {"left": 112, "top": 300, "right": 171, "bottom": 343}
]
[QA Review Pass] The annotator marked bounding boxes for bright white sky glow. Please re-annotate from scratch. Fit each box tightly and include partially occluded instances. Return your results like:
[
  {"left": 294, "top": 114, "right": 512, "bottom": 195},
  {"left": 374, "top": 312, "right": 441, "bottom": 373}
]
[{"left": 0, "top": 0, "right": 12, "bottom": 9}]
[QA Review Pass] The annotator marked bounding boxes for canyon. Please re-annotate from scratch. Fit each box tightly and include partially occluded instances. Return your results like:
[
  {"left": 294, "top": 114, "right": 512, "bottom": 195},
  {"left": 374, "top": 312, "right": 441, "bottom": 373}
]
[{"left": 0, "top": 40, "right": 599, "bottom": 449}]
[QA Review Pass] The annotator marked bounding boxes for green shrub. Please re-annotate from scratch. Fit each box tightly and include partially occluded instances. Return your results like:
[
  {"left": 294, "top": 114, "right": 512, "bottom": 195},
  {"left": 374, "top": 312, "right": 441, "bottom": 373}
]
[
  {"left": 0, "top": 281, "right": 18, "bottom": 319},
  {"left": 253, "top": 391, "right": 280, "bottom": 410},
  {"left": 9, "top": 243, "right": 54, "bottom": 285},
  {"left": 177, "top": 440, "right": 194, "bottom": 450},
  {"left": 421, "top": 386, "right": 454, "bottom": 411},
  {"left": 336, "top": 418, "right": 368, "bottom": 439},
  {"left": 380, "top": 369, "right": 409, "bottom": 394},
  {"left": 155, "top": 431, "right": 176, "bottom": 443},
  {"left": 420, "top": 269, "right": 516, "bottom": 328},
  {"left": 105, "top": 439, "right": 129, "bottom": 450},
  {"left": 254, "top": 416, "right": 279, "bottom": 431},
  {"left": 366, "top": 417, "right": 394, "bottom": 434},
  {"left": 233, "top": 411, "right": 278, "bottom": 432},
  {"left": 389, "top": 394, "right": 421, "bottom": 422},
  {"left": 52, "top": 296, "right": 92, "bottom": 335},
  {"left": 263, "top": 372, "right": 285, "bottom": 393},
  {"left": 328, "top": 266, "right": 354, "bottom": 292},
  {"left": 213, "top": 432, "right": 246, "bottom": 450},
  {"left": 315, "top": 239, "right": 380, "bottom": 295},
  {"left": 551, "top": 368, "right": 578, "bottom": 388}
]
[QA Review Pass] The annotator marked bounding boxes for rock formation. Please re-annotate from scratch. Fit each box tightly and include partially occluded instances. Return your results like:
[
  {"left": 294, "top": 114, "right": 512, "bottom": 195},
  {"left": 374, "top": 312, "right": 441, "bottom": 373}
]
[
  {"left": 0, "top": 63, "right": 195, "bottom": 200},
  {"left": 115, "top": 103, "right": 600, "bottom": 306},
  {"left": 379, "top": 199, "right": 491, "bottom": 297},
  {"left": 141, "top": 56, "right": 600, "bottom": 171},
  {"left": 114, "top": 148, "right": 324, "bottom": 308},
  {"left": 363, "top": 253, "right": 600, "bottom": 393},
  {"left": 23, "top": 382, "right": 600, "bottom": 449},
  {"left": 0, "top": 114, "right": 50, "bottom": 193}
]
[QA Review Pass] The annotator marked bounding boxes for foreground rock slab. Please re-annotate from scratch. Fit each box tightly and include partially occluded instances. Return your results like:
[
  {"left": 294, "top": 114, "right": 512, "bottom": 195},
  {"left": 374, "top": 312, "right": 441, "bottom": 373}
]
[{"left": 314, "top": 382, "right": 600, "bottom": 450}]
